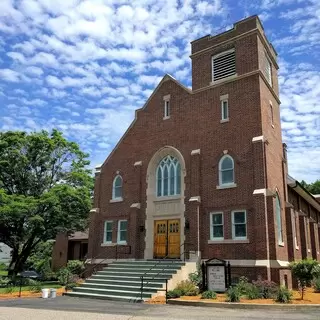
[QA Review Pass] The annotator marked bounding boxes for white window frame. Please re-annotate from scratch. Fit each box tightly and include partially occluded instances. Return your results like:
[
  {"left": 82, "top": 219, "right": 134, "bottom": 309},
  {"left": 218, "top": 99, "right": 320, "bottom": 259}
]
[
  {"left": 104, "top": 221, "right": 113, "bottom": 244},
  {"left": 156, "top": 155, "right": 181, "bottom": 197},
  {"left": 117, "top": 220, "right": 128, "bottom": 244},
  {"left": 112, "top": 175, "right": 123, "bottom": 200},
  {"left": 221, "top": 99, "right": 229, "bottom": 121},
  {"left": 218, "top": 154, "right": 235, "bottom": 186},
  {"left": 164, "top": 100, "right": 170, "bottom": 119},
  {"left": 265, "top": 53, "right": 272, "bottom": 86},
  {"left": 232, "top": 210, "right": 247, "bottom": 240},
  {"left": 210, "top": 212, "right": 224, "bottom": 240},
  {"left": 212, "top": 48, "right": 236, "bottom": 83}
]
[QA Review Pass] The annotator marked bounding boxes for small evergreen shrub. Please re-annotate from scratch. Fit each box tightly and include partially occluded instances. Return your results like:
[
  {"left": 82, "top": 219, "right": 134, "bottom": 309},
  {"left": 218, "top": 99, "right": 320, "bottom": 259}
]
[
  {"left": 176, "top": 280, "right": 199, "bottom": 296},
  {"left": 252, "top": 279, "right": 278, "bottom": 299},
  {"left": 275, "top": 286, "right": 293, "bottom": 303},
  {"left": 245, "top": 284, "right": 260, "bottom": 300},
  {"left": 235, "top": 276, "right": 250, "bottom": 295},
  {"left": 67, "top": 260, "right": 85, "bottom": 276},
  {"left": 57, "top": 267, "right": 73, "bottom": 286},
  {"left": 313, "top": 278, "right": 320, "bottom": 293},
  {"left": 226, "top": 286, "right": 241, "bottom": 302},
  {"left": 166, "top": 289, "right": 183, "bottom": 299},
  {"left": 201, "top": 290, "right": 217, "bottom": 299},
  {"left": 189, "top": 266, "right": 202, "bottom": 288}
]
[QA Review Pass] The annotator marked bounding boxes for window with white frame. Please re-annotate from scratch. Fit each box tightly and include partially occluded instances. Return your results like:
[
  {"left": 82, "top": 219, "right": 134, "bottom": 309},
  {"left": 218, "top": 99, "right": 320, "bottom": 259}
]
[
  {"left": 112, "top": 175, "right": 123, "bottom": 199},
  {"left": 221, "top": 99, "right": 229, "bottom": 121},
  {"left": 104, "top": 221, "right": 113, "bottom": 243},
  {"left": 264, "top": 53, "right": 272, "bottom": 86},
  {"left": 156, "top": 155, "right": 181, "bottom": 197},
  {"left": 117, "top": 220, "right": 128, "bottom": 244},
  {"left": 232, "top": 210, "right": 247, "bottom": 239},
  {"left": 219, "top": 155, "right": 234, "bottom": 186},
  {"left": 275, "top": 193, "right": 283, "bottom": 244},
  {"left": 164, "top": 100, "right": 170, "bottom": 118},
  {"left": 212, "top": 48, "right": 236, "bottom": 82},
  {"left": 210, "top": 212, "right": 224, "bottom": 240}
]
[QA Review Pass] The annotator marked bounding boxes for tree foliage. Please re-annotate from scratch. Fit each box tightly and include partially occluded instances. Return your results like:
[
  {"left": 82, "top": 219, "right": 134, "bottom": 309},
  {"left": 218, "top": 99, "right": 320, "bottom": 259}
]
[
  {"left": 0, "top": 130, "right": 93, "bottom": 277},
  {"left": 290, "top": 259, "right": 320, "bottom": 300},
  {"left": 300, "top": 180, "right": 320, "bottom": 195}
]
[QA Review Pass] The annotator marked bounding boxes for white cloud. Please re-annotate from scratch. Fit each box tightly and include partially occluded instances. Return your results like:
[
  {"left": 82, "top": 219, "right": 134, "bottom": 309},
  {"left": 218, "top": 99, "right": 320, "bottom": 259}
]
[{"left": 0, "top": 68, "right": 20, "bottom": 82}]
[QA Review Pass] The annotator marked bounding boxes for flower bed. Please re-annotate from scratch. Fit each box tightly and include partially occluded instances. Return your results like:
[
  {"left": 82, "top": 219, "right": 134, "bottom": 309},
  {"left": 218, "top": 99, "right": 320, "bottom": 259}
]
[{"left": 0, "top": 287, "right": 65, "bottom": 300}]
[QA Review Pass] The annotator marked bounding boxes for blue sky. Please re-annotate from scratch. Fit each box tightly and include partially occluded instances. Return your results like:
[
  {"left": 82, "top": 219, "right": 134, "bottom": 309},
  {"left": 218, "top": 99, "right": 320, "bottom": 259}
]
[{"left": 0, "top": 0, "right": 319, "bottom": 183}]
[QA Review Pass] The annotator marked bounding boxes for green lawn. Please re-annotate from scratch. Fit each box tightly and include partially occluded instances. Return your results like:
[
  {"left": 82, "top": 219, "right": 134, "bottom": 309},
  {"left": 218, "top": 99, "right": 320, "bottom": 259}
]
[
  {"left": 0, "top": 283, "right": 62, "bottom": 294},
  {"left": 0, "top": 271, "right": 8, "bottom": 276}
]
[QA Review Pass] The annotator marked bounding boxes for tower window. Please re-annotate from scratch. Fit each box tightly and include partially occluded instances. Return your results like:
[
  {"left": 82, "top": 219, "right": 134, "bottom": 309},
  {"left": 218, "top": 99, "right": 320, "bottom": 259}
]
[
  {"left": 264, "top": 53, "right": 272, "bottom": 86},
  {"left": 270, "top": 102, "right": 274, "bottom": 127},
  {"left": 221, "top": 99, "right": 229, "bottom": 121},
  {"left": 212, "top": 49, "right": 236, "bottom": 82},
  {"left": 164, "top": 100, "right": 170, "bottom": 119}
]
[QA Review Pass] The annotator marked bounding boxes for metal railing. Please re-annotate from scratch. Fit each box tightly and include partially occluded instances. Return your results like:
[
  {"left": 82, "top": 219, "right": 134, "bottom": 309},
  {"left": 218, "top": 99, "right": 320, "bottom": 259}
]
[{"left": 139, "top": 242, "right": 195, "bottom": 303}]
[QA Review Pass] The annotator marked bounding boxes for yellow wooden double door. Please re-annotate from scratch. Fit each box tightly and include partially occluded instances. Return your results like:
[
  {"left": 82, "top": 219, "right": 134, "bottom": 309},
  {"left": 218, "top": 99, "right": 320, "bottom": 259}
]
[{"left": 154, "top": 219, "right": 180, "bottom": 258}]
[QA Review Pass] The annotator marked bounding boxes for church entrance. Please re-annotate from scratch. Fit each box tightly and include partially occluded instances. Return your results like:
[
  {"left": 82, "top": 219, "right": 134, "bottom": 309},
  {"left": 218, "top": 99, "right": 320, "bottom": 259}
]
[{"left": 153, "top": 219, "right": 180, "bottom": 259}]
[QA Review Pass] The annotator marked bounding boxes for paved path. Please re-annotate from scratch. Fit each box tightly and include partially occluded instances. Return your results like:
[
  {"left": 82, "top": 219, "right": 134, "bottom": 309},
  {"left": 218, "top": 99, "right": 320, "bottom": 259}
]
[{"left": 0, "top": 297, "right": 319, "bottom": 320}]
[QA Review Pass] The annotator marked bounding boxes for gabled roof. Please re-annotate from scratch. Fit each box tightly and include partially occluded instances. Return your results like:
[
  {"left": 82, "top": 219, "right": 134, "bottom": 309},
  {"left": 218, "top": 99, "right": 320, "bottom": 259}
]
[
  {"left": 287, "top": 175, "right": 320, "bottom": 212},
  {"left": 98, "top": 74, "right": 191, "bottom": 169}
]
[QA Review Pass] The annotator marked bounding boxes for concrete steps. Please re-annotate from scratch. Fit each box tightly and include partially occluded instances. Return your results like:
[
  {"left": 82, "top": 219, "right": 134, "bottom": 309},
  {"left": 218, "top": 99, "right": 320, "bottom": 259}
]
[{"left": 65, "top": 260, "right": 185, "bottom": 302}]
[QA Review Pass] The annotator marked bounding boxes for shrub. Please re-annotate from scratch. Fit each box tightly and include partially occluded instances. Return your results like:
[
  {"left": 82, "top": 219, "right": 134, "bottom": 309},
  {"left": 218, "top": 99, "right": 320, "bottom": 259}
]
[
  {"left": 226, "top": 286, "right": 241, "bottom": 302},
  {"left": 0, "top": 263, "right": 7, "bottom": 271},
  {"left": 313, "top": 277, "right": 320, "bottom": 293},
  {"left": 175, "top": 280, "right": 199, "bottom": 296},
  {"left": 235, "top": 276, "right": 250, "bottom": 295},
  {"left": 245, "top": 284, "right": 260, "bottom": 300},
  {"left": 67, "top": 260, "right": 85, "bottom": 276},
  {"left": 0, "top": 277, "right": 10, "bottom": 288},
  {"left": 189, "top": 265, "right": 202, "bottom": 288},
  {"left": 201, "top": 290, "right": 217, "bottom": 299},
  {"left": 290, "top": 259, "right": 320, "bottom": 300},
  {"left": 30, "top": 281, "right": 42, "bottom": 293},
  {"left": 275, "top": 286, "right": 293, "bottom": 303},
  {"left": 252, "top": 279, "right": 278, "bottom": 299},
  {"left": 65, "top": 282, "right": 78, "bottom": 291},
  {"left": 166, "top": 289, "right": 183, "bottom": 299},
  {"left": 57, "top": 267, "right": 73, "bottom": 286}
]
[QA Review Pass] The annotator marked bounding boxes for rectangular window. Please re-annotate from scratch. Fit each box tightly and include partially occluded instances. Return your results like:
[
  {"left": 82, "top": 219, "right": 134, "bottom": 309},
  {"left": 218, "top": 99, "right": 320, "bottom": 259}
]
[
  {"left": 265, "top": 54, "right": 272, "bottom": 86},
  {"left": 212, "top": 49, "right": 236, "bottom": 82},
  {"left": 270, "top": 103, "right": 274, "bottom": 126},
  {"left": 117, "top": 220, "right": 128, "bottom": 244},
  {"left": 221, "top": 100, "right": 229, "bottom": 120},
  {"left": 164, "top": 100, "right": 170, "bottom": 118},
  {"left": 232, "top": 210, "right": 247, "bottom": 239},
  {"left": 104, "top": 221, "right": 113, "bottom": 243},
  {"left": 210, "top": 213, "right": 224, "bottom": 240}
]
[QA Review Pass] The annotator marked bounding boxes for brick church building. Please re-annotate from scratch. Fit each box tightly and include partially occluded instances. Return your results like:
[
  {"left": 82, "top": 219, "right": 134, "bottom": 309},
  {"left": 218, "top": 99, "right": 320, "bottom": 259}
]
[{"left": 61, "top": 16, "right": 320, "bottom": 289}]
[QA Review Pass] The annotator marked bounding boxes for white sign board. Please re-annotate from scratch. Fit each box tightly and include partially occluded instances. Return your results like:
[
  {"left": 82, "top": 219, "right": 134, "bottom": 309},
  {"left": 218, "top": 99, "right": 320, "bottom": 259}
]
[{"left": 207, "top": 265, "right": 226, "bottom": 292}]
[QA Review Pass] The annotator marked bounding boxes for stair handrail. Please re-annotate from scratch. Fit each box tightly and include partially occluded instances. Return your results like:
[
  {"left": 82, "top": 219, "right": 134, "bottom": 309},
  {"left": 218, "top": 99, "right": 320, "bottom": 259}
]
[{"left": 138, "top": 241, "right": 195, "bottom": 301}]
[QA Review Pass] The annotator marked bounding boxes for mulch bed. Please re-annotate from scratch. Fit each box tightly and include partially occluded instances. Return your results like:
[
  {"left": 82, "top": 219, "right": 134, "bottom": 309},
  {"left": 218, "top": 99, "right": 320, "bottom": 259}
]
[{"left": 0, "top": 287, "right": 65, "bottom": 300}]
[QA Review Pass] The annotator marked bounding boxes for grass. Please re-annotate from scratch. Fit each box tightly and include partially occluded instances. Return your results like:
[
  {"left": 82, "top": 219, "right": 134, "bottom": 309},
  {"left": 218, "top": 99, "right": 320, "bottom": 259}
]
[
  {"left": 0, "top": 283, "right": 62, "bottom": 294},
  {"left": 0, "top": 271, "right": 8, "bottom": 276}
]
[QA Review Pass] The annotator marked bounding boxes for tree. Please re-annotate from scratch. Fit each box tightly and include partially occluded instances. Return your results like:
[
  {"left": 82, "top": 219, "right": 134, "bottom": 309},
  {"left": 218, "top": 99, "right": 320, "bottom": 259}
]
[
  {"left": 0, "top": 130, "right": 93, "bottom": 278},
  {"left": 300, "top": 180, "right": 320, "bottom": 195},
  {"left": 290, "top": 259, "right": 320, "bottom": 300}
]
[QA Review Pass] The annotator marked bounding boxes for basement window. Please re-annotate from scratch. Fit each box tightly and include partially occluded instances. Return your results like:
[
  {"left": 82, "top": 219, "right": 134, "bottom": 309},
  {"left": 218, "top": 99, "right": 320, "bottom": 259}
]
[{"left": 212, "top": 48, "right": 236, "bottom": 83}]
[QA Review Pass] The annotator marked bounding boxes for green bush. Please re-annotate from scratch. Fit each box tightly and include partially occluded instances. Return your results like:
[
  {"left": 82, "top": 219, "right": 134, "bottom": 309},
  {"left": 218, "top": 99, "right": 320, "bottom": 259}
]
[
  {"left": 226, "top": 286, "right": 241, "bottom": 302},
  {"left": 252, "top": 279, "right": 278, "bottom": 299},
  {"left": 30, "top": 281, "right": 42, "bottom": 293},
  {"left": 313, "top": 278, "right": 320, "bottom": 293},
  {"left": 245, "top": 284, "right": 260, "bottom": 300},
  {"left": 166, "top": 289, "right": 183, "bottom": 299},
  {"left": 67, "top": 260, "right": 85, "bottom": 276},
  {"left": 0, "top": 263, "right": 7, "bottom": 271},
  {"left": 0, "top": 277, "right": 10, "bottom": 287},
  {"left": 201, "top": 290, "right": 217, "bottom": 299},
  {"left": 57, "top": 267, "right": 73, "bottom": 286},
  {"left": 275, "top": 286, "right": 293, "bottom": 303},
  {"left": 175, "top": 280, "right": 199, "bottom": 296},
  {"left": 235, "top": 276, "right": 250, "bottom": 295},
  {"left": 290, "top": 259, "right": 320, "bottom": 300},
  {"left": 189, "top": 265, "right": 202, "bottom": 288}
]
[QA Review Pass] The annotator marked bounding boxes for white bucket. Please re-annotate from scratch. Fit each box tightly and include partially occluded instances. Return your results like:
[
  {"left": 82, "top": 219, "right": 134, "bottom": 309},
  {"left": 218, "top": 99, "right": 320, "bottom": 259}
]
[
  {"left": 41, "top": 288, "right": 49, "bottom": 299},
  {"left": 50, "top": 288, "right": 57, "bottom": 299}
]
